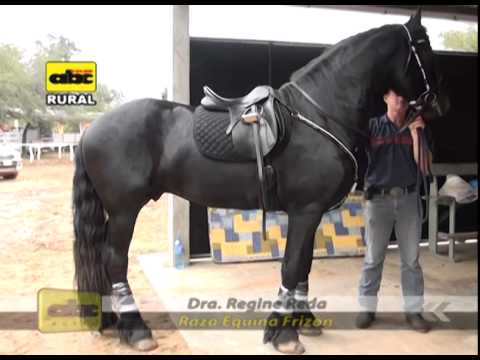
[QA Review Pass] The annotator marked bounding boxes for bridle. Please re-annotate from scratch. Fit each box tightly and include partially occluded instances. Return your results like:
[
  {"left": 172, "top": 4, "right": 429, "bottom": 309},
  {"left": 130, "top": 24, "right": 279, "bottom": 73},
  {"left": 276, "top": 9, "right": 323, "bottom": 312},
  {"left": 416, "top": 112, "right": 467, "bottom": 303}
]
[{"left": 400, "top": 24, "right": 438, "bottom": 132}]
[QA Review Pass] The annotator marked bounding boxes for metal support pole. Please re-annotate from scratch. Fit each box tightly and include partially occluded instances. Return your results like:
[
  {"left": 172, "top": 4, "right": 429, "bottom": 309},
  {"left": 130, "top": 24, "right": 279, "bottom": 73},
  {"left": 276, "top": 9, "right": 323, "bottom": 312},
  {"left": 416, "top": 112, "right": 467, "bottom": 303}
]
[{"left": 168, "top": 5, "right": 191, "bottom": 268}]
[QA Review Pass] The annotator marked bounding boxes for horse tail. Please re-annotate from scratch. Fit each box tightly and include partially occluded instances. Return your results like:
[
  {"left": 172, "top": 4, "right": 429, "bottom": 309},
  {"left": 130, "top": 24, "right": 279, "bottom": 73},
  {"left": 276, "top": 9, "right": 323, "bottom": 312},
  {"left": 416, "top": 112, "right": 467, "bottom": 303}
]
[{"left": 72, "top": 138, "right": 110, "bottom": 295}]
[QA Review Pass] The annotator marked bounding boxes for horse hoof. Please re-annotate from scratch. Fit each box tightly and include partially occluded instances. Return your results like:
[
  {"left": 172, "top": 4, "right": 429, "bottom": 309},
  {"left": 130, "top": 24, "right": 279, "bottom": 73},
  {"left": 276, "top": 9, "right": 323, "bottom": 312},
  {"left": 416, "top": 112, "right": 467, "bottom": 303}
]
[
  {"left": 275, "top": 340, "right": 306, "bottom": 355},
  {"left": 299, "top": 326, "right": 323, "bottom": 337},
  {"left": 132, "top": 338, "right": 158, "bottom": 351}
]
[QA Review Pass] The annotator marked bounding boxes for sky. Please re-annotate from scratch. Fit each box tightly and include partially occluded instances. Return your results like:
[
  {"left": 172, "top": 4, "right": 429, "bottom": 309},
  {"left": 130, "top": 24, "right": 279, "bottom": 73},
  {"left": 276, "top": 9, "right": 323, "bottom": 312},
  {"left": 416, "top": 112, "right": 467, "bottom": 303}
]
[{"left": 0, "top": 5, "right": 476, "bottom": 103}]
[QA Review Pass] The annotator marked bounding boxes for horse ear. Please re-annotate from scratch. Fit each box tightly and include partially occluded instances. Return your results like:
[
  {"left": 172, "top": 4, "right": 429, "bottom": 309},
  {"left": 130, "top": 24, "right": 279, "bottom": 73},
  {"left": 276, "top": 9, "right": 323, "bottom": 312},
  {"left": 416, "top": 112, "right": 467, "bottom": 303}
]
[{"left": 406, "top": 8, "right": 422, "bottom": 29}]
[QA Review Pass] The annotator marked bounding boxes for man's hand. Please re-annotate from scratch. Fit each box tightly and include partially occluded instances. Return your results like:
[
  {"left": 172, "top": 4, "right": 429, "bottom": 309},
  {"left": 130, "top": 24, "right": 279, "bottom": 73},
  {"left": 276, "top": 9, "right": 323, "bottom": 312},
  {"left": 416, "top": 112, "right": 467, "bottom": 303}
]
[{"left": 408, "top": 116, "right": 426, "bottom": 133}]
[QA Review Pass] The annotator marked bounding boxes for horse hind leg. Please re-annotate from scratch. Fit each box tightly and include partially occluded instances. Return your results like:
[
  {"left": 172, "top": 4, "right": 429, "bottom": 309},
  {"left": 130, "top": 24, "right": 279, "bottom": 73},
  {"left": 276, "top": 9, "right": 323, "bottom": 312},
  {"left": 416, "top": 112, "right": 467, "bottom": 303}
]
[{"left": 104, "top": 207, "right": 158, "bottom": 351}]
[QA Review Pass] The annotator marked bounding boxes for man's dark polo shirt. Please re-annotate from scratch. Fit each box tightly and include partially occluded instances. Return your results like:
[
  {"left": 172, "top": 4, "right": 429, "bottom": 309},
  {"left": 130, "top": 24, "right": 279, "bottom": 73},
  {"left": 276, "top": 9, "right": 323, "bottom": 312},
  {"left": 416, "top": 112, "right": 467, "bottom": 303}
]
[{"left": 364, "top": 113, "right": 431, "bottom": 189}]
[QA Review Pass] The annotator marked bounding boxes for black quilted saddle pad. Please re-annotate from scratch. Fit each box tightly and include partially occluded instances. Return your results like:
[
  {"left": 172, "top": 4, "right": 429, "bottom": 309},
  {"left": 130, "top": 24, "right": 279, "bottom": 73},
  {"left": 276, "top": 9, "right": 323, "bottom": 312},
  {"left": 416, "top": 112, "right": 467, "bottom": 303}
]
[
  {"left": 193, "top": 106, "right": 251, "bottom": 162},
  {"left": 193, "top": 101, "right": 292, "bottom": 162}
]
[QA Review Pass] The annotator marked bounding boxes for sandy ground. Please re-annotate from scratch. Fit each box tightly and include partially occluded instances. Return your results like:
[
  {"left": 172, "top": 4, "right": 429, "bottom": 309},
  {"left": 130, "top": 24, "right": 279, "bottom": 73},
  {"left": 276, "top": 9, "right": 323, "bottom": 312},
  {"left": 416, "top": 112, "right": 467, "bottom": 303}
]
[{"left": 0, "top": 155, "right": 190, "bottom": 354}]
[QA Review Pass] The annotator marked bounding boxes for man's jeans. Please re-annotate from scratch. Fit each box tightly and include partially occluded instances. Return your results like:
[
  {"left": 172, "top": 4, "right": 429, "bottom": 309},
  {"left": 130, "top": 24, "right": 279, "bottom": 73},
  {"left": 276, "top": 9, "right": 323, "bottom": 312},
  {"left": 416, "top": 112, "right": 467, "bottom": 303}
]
[{"left": 358, "top": 191, "right": 424, "bottom": 313}]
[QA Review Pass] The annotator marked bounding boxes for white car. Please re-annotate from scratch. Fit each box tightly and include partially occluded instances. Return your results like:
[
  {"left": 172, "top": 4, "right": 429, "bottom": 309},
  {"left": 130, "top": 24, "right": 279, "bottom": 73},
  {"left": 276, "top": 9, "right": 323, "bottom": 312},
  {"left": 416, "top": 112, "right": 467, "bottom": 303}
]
[{"left": 0, "top": 143, "right": 22, "bottom": 179}]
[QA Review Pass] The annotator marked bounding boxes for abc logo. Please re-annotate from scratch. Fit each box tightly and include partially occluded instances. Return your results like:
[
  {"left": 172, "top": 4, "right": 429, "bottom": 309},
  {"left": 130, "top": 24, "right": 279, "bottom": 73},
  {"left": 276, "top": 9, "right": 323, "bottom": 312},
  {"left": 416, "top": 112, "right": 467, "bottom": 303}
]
[
  {"left": 49, "top": 70, "right": 93, "bottom": 84},
  {"left": 46, "top": 62, "right": 96, "bottom": 92}
]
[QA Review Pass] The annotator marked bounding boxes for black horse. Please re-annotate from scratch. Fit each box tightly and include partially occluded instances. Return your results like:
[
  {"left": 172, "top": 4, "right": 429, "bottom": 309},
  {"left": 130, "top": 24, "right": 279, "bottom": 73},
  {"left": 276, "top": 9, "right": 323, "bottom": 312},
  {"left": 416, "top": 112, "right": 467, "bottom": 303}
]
[{"left": 73, "top": 11, "right": 447, "bottom": 354}]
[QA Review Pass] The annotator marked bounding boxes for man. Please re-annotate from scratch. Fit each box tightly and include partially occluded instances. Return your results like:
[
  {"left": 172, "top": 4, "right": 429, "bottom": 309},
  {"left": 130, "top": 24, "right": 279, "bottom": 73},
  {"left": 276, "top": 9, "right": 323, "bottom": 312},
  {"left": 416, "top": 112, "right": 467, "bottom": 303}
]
[{"left": 356, "top": 89, "right": 432, "bottom": 332}]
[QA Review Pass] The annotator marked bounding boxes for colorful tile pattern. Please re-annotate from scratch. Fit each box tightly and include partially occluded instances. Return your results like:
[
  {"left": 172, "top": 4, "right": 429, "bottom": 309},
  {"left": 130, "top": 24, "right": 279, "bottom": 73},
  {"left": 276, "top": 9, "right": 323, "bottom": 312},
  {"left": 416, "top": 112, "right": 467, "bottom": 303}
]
[{"left": 208, "top": 192, "right": 366, "bottom": 263}]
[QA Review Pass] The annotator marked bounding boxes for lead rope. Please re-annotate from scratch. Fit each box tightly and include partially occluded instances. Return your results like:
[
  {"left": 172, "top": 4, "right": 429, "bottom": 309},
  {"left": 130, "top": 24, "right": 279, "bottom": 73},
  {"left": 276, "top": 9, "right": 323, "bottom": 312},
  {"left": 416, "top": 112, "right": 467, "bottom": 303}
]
[{"left": 416, "top": 128, "right": 430, "bottom": 224}]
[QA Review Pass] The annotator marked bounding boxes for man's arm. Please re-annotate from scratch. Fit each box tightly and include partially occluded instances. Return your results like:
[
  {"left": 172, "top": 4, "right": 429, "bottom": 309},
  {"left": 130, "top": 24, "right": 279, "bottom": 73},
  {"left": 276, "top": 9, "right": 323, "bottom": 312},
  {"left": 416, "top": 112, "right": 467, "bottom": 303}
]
[{"left": 409, "top": 116, "right": 432, "bottom": 174}]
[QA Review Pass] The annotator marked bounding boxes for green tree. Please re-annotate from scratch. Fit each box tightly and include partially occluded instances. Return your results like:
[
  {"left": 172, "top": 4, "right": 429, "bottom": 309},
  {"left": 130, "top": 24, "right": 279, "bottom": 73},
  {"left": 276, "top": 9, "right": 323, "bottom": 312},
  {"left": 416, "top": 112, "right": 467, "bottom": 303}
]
[
  {"left": 440, "top": 27, "right": 478, "bottom": 52},
  {"left": 0, "top": 44, "right": 40, "bottom": 123}
]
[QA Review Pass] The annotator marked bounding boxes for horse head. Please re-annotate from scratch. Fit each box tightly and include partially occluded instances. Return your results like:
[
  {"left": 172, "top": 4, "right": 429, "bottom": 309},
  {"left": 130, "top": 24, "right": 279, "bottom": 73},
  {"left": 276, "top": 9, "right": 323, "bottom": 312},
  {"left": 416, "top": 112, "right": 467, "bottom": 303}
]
[{"left": 390, "top": 9, "right": 450, "bottom": 123}]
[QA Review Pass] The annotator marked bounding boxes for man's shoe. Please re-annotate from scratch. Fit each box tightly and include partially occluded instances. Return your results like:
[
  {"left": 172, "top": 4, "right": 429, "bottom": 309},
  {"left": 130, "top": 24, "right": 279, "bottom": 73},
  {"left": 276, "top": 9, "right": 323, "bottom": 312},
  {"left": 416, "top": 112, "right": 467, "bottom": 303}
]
[
  {"left": 355, "top": 312, "right": 376, "bottom": 329},
  {"left": 405, "top": 313, "right": 431, "bottom": 333}
]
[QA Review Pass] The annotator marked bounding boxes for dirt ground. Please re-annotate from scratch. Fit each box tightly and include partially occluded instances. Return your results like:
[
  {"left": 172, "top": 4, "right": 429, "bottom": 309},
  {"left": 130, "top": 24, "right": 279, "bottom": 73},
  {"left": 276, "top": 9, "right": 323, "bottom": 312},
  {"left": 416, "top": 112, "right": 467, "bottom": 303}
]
[{"left": 0, "top": 155, "right": 191, "bottom": 354}]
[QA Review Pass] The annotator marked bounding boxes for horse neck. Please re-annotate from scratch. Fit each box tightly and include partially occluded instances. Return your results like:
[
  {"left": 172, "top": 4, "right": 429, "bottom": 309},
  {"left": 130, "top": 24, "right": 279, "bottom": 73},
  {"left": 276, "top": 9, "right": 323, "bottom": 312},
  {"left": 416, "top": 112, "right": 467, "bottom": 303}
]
[{"left": 284, "top": 26, "right": 403, "bottom": 134}]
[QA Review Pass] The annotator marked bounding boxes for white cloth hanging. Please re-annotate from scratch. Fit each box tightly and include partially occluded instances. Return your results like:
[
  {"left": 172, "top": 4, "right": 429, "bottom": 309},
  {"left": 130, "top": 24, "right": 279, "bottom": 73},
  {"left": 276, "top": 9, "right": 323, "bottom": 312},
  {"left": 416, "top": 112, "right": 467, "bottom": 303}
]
[{"left": 439, "top": 174, "right": 478, "bottom": 204}]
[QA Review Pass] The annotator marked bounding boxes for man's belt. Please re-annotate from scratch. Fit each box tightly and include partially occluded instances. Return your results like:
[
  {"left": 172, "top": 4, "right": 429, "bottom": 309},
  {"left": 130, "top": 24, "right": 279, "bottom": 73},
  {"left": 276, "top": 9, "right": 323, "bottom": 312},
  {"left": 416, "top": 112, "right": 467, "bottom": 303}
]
[{"left": 368, "top": 184, "right": 417, "bottom": 197}]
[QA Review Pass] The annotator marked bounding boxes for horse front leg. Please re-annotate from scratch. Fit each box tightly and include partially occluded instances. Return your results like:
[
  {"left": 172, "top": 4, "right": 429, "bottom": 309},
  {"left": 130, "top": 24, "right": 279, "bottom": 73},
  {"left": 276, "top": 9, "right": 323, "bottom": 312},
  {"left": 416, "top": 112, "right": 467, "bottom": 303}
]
[
  {"left": 263, "top": 210, "right": 323, "bottom": 355},
  {"left": 293, "top": 231, "right": 324, "bottom": 337}
]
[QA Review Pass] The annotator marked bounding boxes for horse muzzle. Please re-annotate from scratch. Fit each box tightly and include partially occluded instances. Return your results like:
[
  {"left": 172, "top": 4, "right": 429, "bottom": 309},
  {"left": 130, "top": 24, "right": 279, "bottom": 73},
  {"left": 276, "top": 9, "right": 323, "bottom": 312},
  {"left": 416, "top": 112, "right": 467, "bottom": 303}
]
[{"left": 410, "top": 89, "right": 448, "bottom": 120}]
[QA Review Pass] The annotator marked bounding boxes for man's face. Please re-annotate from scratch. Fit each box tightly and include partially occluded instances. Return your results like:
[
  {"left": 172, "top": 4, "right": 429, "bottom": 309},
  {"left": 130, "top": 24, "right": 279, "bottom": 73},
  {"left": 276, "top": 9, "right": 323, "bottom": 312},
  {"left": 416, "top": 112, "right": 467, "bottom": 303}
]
[{"left": 384, "top": 90, "right": 408, "bottom": 115}]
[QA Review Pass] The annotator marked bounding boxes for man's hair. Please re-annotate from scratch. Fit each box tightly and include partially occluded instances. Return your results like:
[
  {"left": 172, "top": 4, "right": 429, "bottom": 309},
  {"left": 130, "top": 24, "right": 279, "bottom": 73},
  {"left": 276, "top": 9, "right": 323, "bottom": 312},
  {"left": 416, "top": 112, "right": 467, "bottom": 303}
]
[
  {"left": 383, "top": 87, "right": 398, "bottom": 95},
  {"left": 383, "top": 87, "right": 406, "bottom": 98}
]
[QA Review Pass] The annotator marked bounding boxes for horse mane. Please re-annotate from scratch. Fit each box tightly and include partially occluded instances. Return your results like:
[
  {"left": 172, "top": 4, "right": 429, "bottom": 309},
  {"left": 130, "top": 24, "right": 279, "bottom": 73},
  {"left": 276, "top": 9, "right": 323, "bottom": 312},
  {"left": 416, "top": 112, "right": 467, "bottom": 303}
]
[{"left": 290, "top": 24, "right": 398, "bottom": 84}]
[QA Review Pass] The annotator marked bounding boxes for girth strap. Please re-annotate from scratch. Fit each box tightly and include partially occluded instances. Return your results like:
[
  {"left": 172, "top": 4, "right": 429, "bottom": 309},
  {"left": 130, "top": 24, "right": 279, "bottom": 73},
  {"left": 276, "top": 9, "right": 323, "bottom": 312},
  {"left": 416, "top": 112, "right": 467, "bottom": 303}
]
[{"left": 242, "top": 106, "right": 268, "bottom": 241}]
